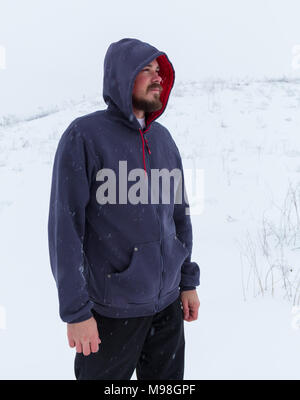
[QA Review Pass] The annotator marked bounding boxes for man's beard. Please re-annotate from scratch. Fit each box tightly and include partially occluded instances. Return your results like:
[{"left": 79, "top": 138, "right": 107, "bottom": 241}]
[{"left": 132, "top": 92, "right": 163, "bottom": 113}]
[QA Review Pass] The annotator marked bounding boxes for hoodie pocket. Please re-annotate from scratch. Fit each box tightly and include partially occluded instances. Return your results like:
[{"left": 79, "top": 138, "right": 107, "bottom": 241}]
[
  {"left": 105, "top": 239, "right": 162, "bottom": 306},
  {"left": 161, "top": 233, "right": 190, "bottom": 296}
]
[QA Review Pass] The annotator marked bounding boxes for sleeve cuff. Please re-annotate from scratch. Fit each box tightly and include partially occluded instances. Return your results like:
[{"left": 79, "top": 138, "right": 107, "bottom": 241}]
[
  {"left": 66, "top": 311, "right": 93, "bottom": 324},
  {"left": 179, "top": 286, "right": 196, "bottom": 292}
]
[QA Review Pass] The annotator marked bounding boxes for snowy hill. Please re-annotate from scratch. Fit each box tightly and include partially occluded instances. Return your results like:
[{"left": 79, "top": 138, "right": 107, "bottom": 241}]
[{"left": 0, "top": 78, "right": 300, "bottom": 379}]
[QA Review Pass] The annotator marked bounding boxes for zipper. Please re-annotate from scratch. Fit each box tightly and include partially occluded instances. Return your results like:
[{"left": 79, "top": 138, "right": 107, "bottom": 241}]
[
  {"left": 143, "top": 133, "right": 150, "bottom": 173},
  {"left": 144, "top": 137, "right": 151, "bottom": 154},
  {"left": 144, "top": 138, "right": 163, "bottom": 312}
]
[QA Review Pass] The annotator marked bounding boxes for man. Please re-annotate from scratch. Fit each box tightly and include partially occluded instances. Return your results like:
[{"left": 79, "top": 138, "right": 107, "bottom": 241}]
[{"left": 48, "top": 38, "right": 200, "bottom": 380}]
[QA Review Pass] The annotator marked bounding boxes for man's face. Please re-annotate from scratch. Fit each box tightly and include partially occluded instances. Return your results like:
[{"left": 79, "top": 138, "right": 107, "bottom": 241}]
[{"left": 132, "top": 58, "right": 163, "bottom": 114}]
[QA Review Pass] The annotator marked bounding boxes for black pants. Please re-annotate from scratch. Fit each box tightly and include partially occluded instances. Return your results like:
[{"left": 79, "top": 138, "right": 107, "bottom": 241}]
[{"left": 74, "top": 296, "right": 185, "bottom": 380}]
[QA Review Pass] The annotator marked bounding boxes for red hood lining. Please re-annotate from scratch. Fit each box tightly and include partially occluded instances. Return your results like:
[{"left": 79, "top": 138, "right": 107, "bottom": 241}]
[
  {"left": 139, "top": 54, "right": 174, "bottom": 176},
  {"left": 145, "top": 54, "right": 175, "bottom": 127}
]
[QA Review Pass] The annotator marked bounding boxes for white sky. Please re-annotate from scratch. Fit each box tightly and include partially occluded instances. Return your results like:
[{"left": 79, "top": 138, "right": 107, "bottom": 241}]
[{"left": 1, "top": 0, "right": 300, "bottom": 116}]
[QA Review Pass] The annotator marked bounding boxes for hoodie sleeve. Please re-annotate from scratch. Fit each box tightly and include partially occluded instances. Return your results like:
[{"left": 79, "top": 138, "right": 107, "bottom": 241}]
[
  {"left": 173, "top": 151, "right": 200, "bottom": 290},
  {"left": 48, "top": 122, "right": 94, "bottom": 324}
]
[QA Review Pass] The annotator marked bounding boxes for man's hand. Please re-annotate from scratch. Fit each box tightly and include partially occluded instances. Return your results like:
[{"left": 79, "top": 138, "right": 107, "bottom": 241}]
[
  {"left": 180, "top": 290, "right": 200, "bottom": 322},
  {"left": 67, "top": 316, "right": 101, "bottom": 356}
]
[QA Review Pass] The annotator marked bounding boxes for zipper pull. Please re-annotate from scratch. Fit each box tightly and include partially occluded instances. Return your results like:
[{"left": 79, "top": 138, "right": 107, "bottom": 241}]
[{"left": 145, "top": 138, "right": 151, "bottom": 154}]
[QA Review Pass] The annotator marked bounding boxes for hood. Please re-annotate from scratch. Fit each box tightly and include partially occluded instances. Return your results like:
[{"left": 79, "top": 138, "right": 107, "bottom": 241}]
[{"left": 103, "top": 38, "right": 175, "bottom": 131}]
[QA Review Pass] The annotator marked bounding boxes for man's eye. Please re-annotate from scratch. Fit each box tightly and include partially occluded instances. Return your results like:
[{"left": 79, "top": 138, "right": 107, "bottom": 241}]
[{"left": 142, "top": 69, "right": 160, "bottom": 75}]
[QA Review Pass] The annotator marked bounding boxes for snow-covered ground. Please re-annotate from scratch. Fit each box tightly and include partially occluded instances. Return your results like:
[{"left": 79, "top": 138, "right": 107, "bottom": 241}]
[{"left": 0, "top": 79, "right": 300, "bottom": 379}]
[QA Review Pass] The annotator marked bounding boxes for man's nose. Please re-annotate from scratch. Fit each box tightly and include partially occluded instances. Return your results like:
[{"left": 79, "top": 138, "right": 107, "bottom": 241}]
[{"left": 152, "top": 72, "right": 162, "bottom": 84}]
